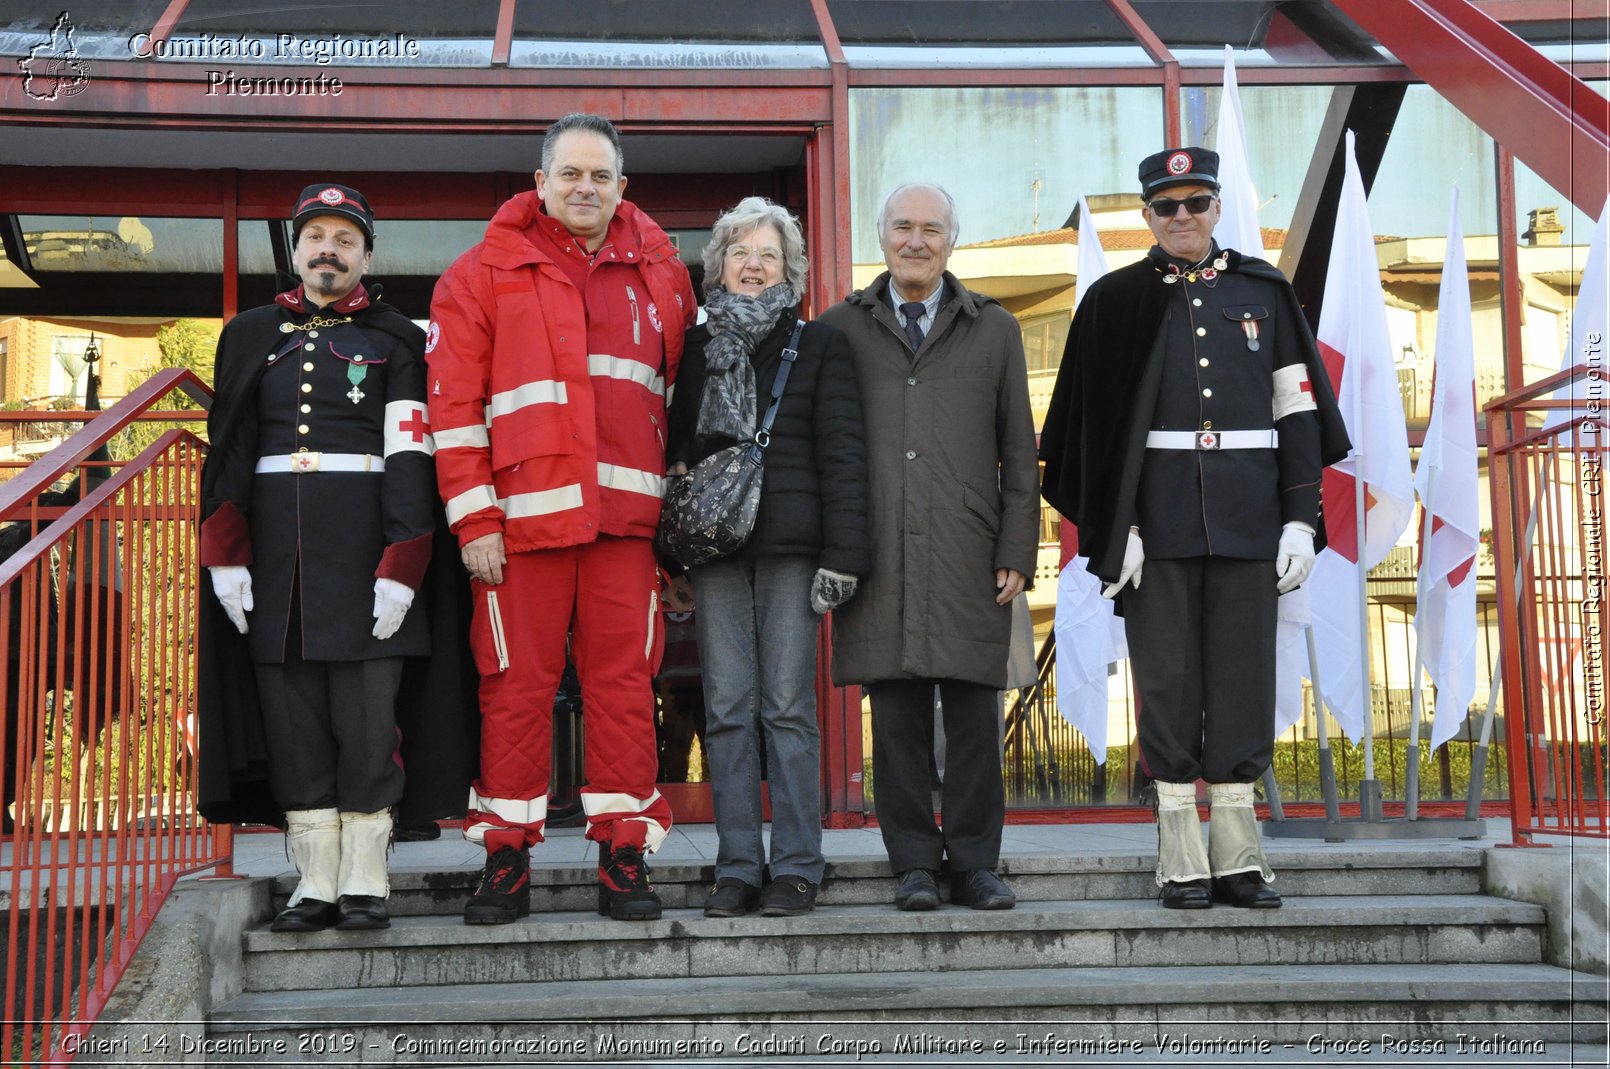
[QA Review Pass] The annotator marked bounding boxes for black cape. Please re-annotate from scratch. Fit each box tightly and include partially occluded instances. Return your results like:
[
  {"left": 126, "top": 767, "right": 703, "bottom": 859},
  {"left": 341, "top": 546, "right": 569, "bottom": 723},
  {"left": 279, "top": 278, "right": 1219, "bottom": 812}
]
[
  {"left": 196, "top": 293, "right": 479, "bottom": 827},
  {"left": 1039, "top": 249, "right": 1351, "bottom": 583}
]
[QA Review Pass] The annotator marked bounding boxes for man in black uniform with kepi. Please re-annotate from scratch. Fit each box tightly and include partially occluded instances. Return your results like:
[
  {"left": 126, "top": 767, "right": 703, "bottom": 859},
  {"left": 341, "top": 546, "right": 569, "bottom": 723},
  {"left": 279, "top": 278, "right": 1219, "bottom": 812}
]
[
  {"left": 199, "top": 184, "right": 436, "bottom": 932},
  {"left": 1040, "top": 149, "right": 1348, "bottom": 910}
]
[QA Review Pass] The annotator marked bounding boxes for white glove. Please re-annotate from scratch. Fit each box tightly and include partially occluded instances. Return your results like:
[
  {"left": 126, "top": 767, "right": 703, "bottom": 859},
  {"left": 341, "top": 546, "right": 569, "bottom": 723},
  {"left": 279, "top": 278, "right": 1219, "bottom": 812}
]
[
  {"left": 209, "top": 565, "right": 253, "bottom": 634},
  {"left": 1276, "top": 521, "right": 1317, "bottom": 594},
  {"left": 1102, "top": 529, "right": 1144, "bottom": 599},
  {"left": 810, "top": 568, "right": 859, "bottom": 615},
  {"left": 372, "top": 577, "right": 415, "bottom": 640}
]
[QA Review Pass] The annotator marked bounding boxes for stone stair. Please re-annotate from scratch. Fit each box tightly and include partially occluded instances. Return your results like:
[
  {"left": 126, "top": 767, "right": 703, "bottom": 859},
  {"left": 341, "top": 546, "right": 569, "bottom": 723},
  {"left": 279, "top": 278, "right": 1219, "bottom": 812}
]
[{"left": 208, "top": 848, "right": 1607, "bottom": 1064}]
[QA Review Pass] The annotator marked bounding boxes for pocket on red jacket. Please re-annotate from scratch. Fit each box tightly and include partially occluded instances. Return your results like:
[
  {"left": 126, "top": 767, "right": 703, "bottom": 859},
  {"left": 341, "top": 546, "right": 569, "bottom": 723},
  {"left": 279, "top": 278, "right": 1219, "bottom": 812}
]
[
  {"left": 470, "top": 586, "right": 512, "bottom": 676},
  {"left": 490, "top": 417, "right": 576, "bottom": 471}
]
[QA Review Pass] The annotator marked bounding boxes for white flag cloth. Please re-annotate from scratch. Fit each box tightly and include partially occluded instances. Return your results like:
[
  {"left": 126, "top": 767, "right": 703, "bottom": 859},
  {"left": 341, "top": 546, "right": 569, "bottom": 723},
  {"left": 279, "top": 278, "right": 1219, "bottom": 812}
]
[
  {"left": 1413, "top": 189, "right": 1480, "bottom": 750},
  {"left": 1214, "top": 45, "right": 1266, "bottom": 261},
  {"left": 1306, "top": 131, "right": 1416, "bottom": 741},
  {"left": 1053, "top": 197, "right": 1125, "bottom": 762},
  {"left": 1274, "top": 584, "right": 1311, "bottom": 735},
  {"left": 1074, "top": 194, "right": 1111, "bottom": 311},
  {"left": 1545, "top": 197, "right": 1608, "bottom": 436},
  {"left": 1053, "top": 556, "right": 1128, "bottom": 762}
]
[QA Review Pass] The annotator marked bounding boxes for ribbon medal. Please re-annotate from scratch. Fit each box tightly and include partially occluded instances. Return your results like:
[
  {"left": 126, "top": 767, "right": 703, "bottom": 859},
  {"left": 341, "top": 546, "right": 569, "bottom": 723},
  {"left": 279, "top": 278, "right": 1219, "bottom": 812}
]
[
  {"left": 1241, "top": 318, "right": 1261, "bottom": 352},
  {"left": 345, "top": 357, "right": 368, "bottom": 404}
]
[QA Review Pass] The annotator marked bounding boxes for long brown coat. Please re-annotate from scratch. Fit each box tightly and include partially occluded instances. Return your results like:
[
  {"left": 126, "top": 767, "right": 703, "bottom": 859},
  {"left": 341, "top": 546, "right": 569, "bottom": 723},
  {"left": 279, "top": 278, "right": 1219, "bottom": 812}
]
[{"left": 819, "top": 271, "right": 1039, "bottom": 689}]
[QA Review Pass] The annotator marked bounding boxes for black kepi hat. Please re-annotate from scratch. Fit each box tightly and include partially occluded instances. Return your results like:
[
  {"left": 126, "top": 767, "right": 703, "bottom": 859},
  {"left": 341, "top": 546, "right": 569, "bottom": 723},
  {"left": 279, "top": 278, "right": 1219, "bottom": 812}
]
[
  {"left": 1138, "top": 148, "right": 1220, "bottom": 199},
  {"left": 292, "top": 183, "right": 374, "bottom": 242}
]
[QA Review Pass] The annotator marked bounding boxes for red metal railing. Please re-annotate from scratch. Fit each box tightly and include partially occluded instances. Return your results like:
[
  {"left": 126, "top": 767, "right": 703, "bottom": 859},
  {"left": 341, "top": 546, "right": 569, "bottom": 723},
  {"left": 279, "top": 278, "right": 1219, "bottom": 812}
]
[
  {"left": 0, "top": 369, "right": 229, "bottom": 1064},
  {"left": 1487, "top": 363, "right": 1608, "bottom": 842}
]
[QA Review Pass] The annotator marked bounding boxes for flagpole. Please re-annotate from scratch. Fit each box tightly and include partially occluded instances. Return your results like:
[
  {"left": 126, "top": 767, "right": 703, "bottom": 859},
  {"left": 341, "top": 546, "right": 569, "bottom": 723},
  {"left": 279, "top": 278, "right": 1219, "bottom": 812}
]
[
  {"left": 1405, "top": 504, "right": 1435, "bottom": 820},
  {"left": 1306, "top": 624, "right": 1344, "bottom": 826},
  {"left": 1350, "top": 325, "right": 1381, "bottom": 820}
]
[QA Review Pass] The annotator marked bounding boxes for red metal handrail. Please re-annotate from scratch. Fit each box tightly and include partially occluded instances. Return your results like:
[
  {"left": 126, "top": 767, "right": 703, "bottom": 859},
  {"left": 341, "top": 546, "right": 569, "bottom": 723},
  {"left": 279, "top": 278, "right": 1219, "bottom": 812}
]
[
  {"left": 1487, "top": 364, "right": 1607, "bottom": 842},
  {"left": 0, "top": 372, "right": 229, "bottom": 1064}
]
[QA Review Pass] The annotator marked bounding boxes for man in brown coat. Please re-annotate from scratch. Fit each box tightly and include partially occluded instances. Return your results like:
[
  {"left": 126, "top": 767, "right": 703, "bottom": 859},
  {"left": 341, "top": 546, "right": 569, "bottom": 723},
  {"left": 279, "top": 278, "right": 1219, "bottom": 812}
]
[{"left": 819, "top": 182, "right": 1039, "bottom": 911}]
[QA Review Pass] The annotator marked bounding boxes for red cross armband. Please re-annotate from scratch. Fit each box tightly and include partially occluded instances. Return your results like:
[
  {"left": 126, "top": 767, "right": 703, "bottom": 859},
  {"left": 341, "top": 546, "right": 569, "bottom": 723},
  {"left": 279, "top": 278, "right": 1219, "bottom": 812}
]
[{"left": 1272, "top": 364, "right": 1319, "bottom": 423}]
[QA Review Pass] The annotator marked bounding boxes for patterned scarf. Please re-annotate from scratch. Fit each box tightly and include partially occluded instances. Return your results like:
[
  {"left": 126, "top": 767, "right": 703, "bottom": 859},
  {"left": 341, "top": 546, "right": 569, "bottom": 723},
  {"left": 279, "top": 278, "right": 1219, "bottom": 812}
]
[{"left": 695, "top": 283, "right": 798, "bottom": 441}]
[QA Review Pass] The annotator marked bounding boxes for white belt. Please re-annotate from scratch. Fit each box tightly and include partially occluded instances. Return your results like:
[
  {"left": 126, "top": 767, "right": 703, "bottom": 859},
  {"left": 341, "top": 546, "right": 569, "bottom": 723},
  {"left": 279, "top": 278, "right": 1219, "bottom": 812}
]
[
  {"left": 1146, "top": 430, "right": 1278, "bottom": 451},
  {"left": 255, "top": 452, "right": 385, "bottom": 474}
]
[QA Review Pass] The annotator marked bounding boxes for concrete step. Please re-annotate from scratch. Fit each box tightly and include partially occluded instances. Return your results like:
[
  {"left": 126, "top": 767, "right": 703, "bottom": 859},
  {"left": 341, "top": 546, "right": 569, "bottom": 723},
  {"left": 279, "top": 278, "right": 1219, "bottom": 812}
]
[
  {"left": 239, "top": 894, "right": 1544, "bottom": 993},
  {"left": 212, "top": 962, "right": 1607, "bottom": 1059},
  {"left": 271, "top": 849, "right": 1487, "bottom": 916}
]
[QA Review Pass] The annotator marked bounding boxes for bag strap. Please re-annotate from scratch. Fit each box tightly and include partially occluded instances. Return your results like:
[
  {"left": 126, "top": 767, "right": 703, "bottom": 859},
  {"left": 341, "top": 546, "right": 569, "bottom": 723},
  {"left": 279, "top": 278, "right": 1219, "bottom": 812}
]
[{"left": 753, "top": 319, "right": 804, "bottom": 451}]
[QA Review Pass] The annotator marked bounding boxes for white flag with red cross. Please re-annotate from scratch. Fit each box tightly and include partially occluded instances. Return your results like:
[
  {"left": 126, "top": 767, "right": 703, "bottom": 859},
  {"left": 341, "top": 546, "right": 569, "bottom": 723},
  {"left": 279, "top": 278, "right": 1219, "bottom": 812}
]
[
  {"left": 1306, "top": 131, "right": 1415, "bottom": 741},
  {"left": 1413, "top": 189, "right": 1480, "bottom": 750}
]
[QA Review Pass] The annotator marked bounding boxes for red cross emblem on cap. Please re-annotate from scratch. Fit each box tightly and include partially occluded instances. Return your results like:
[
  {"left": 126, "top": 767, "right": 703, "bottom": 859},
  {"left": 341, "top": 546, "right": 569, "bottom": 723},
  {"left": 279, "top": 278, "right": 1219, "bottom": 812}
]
[
  {"left": 319, "top": 187, "right": 345, "bottom": 205},
  {"left": 1167, "top": 152, "right": 1192, "bottom": 175}
]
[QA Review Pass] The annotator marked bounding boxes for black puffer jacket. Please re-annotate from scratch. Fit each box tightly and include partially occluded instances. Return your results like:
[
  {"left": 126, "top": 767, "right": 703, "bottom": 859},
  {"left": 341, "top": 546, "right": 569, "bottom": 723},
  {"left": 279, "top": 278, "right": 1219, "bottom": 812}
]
[{"left": 666, "top": 311, "right": 870, "bottom": 577}]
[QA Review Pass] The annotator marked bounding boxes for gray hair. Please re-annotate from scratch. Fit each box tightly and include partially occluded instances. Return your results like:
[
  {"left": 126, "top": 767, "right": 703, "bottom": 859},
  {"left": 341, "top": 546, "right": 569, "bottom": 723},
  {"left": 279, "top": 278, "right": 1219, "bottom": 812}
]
[
  {"left": 876, "top": 182, "right": 960, "bottom": 251},
  {"left": 541, "top": 112, "right": 625, "bottom": 176},
  {"left": 701, "top": 196, "right": 809, "bottom": 298}
]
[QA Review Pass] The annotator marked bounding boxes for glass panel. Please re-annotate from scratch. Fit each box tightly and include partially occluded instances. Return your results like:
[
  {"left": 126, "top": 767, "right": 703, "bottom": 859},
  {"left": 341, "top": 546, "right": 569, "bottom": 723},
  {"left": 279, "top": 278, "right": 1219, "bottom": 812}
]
[
  {"left": 0, "top": 3, "right": 170, "bottom": 60},
  {"left": 20, "top": 216, "right": 222, "bottom": 274},
  {"left": 830, "top": 0, "right": 1151, "bottom": 66},
  {"left": 1512, "top": 159, "right": 1598, "bottom": 389},
  {"left": 154, "top": 0, "right": 499, "bottom": 67},
  {"left": 1180, "top": 84, "right": 1334, "bottom": 236},
  {"left": 1496, "top": 16, "right": 1610, "bottom": 62},
  {"left": 511, "top": 0, "right": 825, "bottom": 68}
]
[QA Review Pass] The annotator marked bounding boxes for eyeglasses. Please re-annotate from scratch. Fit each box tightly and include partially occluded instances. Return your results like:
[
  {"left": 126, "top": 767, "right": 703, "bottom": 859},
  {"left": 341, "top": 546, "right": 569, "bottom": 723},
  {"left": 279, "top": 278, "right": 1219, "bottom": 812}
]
[
  {"left": 725, "top": 244, "right": 782, "bottom": 265},
  {"left": 1147, "top": 194, "right": 1217, "bottom": 217}
]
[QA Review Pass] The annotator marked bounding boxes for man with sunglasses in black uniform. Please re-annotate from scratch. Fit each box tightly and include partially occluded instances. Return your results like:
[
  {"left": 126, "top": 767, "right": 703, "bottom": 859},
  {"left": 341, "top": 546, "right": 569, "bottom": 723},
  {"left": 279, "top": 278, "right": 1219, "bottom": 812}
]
[{"left": 1040, "top": 148, "right": 1347, "bottom": 911}]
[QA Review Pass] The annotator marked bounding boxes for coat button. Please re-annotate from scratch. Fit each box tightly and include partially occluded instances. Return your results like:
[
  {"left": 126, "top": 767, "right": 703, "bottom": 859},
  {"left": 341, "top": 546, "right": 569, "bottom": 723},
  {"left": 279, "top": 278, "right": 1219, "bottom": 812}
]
[
  {"left": 300, "top": 403, "right": 311, "bottom": 414},
  {"left": 907, "top": 377, "right": 917, "bottom": 386},
  {"left": 301, "top": 383, "right": 312, "bottom": 394},
  {"left": 1202, "top": 388, "right": 1213, "bottom": 398},
  {"left": 1243, "top": 312, "right": 1252, "bottom": 319},
  {"left": 1199, "top": 358, "right": 1210, "bottom": 367},
  {"left": 906, "top": 450, "right": 917, "bottom": 460},
  {"left": 1203, "top": 420, "right": 1214, "bottom": 430},
  {"left": 308, "top": 330, "right": 319, "bottom": 338},
  {"left": 1195, "top": 327, "right": 1207, "bottom": 337},
  {"left": 1193, "top": 298, "right": 1202, "bottom": 307},
  {"left": 303, "top": 362, "right": 315, "bottom": 372},
  {"left": 305, "top": 343, "right": 316, "bottom": 351},
  {"left": 297, "top": 424, "right": 310, "bottom": 434}
]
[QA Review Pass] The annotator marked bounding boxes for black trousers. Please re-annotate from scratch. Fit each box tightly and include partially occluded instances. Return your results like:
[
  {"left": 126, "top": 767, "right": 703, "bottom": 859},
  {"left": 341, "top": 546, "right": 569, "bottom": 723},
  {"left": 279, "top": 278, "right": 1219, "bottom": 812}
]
[
  {"left": 868, "top": 678, "right": 1004, "bottom": 873},
  {"left": 1121, "top": 556, "right": 1277, "bottom": 784},
  {"left": 255, "top": 650, "right": 405, "bottom": 813}
]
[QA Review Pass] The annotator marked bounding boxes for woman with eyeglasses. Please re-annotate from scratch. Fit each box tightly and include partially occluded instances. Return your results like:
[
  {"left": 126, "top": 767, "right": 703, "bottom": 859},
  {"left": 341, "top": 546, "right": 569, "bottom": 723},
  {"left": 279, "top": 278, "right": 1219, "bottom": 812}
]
[{"left": 665, "top": 197, "right": 869, "bottom": 917}]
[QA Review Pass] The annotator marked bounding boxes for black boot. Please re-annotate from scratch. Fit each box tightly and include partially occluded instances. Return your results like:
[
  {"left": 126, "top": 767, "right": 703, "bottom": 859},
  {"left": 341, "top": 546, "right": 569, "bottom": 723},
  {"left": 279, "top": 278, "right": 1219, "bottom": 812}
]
[
  {"left": 463, "top": 846, "right": 531, "bottom": 925},
  {"left": 271, "top": 898, "right": 340, "bottom": 932},
  {"left": 598, "top": 844, "right": 662, "bottom": 920}
]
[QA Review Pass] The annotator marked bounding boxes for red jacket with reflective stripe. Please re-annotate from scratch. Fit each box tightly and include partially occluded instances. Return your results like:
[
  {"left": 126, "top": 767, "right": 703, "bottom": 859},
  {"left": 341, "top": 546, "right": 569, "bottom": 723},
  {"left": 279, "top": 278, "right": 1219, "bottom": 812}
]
[{"left": 427, "top": 194, "right": 695, "bottom": 552}]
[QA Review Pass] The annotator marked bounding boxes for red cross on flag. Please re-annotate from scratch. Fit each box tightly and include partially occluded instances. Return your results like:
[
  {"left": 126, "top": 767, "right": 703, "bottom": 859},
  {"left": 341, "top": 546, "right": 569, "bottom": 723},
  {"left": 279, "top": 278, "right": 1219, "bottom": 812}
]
[{"left": 1307, "top": 131, "right": 1415, "bottom": 742}]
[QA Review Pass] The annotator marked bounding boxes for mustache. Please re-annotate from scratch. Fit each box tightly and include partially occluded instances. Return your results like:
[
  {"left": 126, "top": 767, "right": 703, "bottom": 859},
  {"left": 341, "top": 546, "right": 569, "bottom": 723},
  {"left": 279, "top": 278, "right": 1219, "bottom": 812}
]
[{"left": 307, "top": 255, "right": 347, "bottom": 271}]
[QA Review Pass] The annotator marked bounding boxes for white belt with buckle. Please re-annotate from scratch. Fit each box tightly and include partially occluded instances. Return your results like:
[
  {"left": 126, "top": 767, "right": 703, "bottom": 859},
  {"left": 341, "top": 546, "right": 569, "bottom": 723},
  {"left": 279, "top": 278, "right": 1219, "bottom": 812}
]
[
  {"left": 254, "top": 452, "right": 385, "bottom": 474},
  {"left": 1145, "top": 430, "right": 1279, "bottom": 451}
]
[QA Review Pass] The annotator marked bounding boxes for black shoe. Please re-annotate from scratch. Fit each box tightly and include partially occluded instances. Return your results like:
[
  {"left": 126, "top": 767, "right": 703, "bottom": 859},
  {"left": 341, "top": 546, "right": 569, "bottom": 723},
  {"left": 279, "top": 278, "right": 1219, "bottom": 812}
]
[
  {"left": 395, "top": 821, "right": 442, "bottom": 842},
  {"left": 1159, "top": 879, "right": 1213, "bottom": 910},
  {"left": 464, "top": 846, "right": 531, "bottom": 925},
  {"left": 335, "top": 894, "right": 391, "bottom": 930},
  {"left": 951, "top": 868, "right": 1016, "bottom": 910},
  {"left": 598, "top": 845, "right": 662, "bottom": 920},
  {"left": 703, "top": 878, "right": 760, "bottom": 918},
  {"left": 1212, "top": 871, "right": 1282, "bottom": 909},
  {"left": 759, "top": 876, "right": 818, "bottom": 917},
  {"left": 271, "top": 898, "right": 340, "bottom": 932},
  {"left": 893, "top": 868, "right": 940, "bottom": 911}
]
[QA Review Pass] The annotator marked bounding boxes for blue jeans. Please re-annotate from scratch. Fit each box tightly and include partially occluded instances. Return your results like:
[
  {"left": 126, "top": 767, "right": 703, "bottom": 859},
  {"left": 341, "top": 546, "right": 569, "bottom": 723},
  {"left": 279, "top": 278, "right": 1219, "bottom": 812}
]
[{"left": 690, "top": 554, "right": 825, "bottom": 886}]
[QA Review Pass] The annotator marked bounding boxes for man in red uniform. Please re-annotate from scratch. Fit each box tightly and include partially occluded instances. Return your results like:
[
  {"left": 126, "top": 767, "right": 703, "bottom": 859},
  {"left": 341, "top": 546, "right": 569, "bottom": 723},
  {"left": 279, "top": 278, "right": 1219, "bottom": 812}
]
[{"left": 428, "top": 113, "right": 695, "bottom": 924}]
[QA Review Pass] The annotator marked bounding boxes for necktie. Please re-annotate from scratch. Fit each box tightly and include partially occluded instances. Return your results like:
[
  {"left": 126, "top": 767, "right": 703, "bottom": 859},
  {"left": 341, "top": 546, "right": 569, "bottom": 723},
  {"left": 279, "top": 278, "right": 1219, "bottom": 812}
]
[{"left": 900, "top": 301, "right": 927, "bottom": 350}]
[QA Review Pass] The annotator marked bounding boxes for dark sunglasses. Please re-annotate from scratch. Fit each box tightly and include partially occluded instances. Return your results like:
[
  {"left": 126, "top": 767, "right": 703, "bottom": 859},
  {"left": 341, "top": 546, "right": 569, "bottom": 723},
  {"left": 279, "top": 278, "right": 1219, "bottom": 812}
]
[{"left": 1148, "top": 194, "right": 1217, "bottom": 217}]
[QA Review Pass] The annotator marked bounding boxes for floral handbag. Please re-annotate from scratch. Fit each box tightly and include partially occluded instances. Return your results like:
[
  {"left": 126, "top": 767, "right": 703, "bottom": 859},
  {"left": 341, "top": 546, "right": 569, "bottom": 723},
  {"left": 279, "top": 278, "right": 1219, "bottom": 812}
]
[{"left": 655, "top": 320, "right": 803, "bottom": 569}]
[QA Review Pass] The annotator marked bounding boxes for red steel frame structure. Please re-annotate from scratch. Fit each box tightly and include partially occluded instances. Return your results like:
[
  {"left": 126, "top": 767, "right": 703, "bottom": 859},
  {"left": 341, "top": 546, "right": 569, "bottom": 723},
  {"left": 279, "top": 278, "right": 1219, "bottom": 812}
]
[{"left": 1, "top": 1, "right": 1605, "bottom": 831}]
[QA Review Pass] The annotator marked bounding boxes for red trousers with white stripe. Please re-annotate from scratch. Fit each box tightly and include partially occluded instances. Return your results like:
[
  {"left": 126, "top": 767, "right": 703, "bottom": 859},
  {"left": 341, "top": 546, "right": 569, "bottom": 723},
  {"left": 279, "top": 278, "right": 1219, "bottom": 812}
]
[{"left": 464, "top": 535, "right": 671, "bottom": 852}]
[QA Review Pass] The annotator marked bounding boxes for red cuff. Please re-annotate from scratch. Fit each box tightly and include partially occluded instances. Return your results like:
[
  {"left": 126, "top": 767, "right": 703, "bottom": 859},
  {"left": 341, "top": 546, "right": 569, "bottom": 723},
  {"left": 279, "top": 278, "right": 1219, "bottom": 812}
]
[
  {"left": 199, "top": 502, "right": 252, "bottom": 567},
  {"left": 376, "top": 532, "right": 432, "bottom": 590}
]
